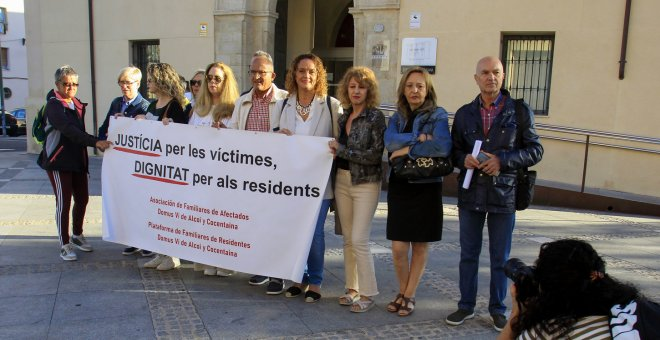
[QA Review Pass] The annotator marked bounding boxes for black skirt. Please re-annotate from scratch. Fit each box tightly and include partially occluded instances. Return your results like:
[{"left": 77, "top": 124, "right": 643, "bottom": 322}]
[{"left": 386, "top": 170, "right": 444, "bottom": 242}]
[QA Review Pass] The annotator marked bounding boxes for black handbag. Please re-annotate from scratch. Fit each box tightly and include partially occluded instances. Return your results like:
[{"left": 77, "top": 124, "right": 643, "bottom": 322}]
[
  {"left": 514, "top": 100, "right": 536, "bottom": 210},
  {"left": 391, "top": 155, "right": 453, "bottom": 180},
  {"left": 390, "top": 111, "right": 453, "bottom": 180}
]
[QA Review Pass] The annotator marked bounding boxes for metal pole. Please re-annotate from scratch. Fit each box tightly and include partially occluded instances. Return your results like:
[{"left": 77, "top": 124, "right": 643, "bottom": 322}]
[
  {"left": 581, "top": 135, "right": 590, "bottom": 193},
  {"left": 0, "top": 38, "right": 6, "bottom": 137}
]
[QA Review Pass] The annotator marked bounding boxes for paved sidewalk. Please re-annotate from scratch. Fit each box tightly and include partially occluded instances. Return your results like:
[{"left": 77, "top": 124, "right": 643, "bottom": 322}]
[{"left": 0, "top": 150, "right": 658, "bottom": 339}]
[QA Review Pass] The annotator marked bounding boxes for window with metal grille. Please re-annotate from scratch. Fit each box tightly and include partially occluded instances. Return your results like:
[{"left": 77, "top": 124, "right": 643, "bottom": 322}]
[
  {"left": 502, "top": 34, "right": 554, "bottom": 115},
  {"left": 131, "top": 40, "right": 160, "bottom": 98}
]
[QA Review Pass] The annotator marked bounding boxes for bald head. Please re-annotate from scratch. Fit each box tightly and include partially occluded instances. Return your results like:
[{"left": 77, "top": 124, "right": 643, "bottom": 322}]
[
  {"left": 475, "top": 56, "right": 503, "bottom": 74},
  {"left": 474, "top": 56, "right": 505, "bottom": 100}
]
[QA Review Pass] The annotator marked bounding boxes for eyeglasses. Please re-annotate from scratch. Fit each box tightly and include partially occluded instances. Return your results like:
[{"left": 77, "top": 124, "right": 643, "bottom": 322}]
[
  {"left": 118, "top": 81, "right": 136, "bottom": 86},
  {"left": 206, "top": 75, "right": 224, "bottom": 83},
  {"left": 61, "top": 82, "right": 79, "bottom": 88},
  {"left": 190, "top": 80, "right": 202, "bottom": 86},
  {"left": 248, "top": 70, "right": 271, "bottom": 78}
]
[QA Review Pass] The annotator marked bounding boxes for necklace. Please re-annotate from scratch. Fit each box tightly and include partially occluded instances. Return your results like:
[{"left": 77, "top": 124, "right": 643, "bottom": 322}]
[{"left": 296, "top": 99, "right": 312, "bottom": 117}]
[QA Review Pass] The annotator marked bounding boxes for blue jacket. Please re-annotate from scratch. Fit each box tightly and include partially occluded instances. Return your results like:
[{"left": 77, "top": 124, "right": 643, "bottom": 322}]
[
  {"left": 385, "top": 106, "right": 452, "bottom": 158},
  {"left": 98, "top": 93, "right": 151, "bottom": 140},
  {"left": 385, "top": 106, "right": 453, "bottom": 182},
  {"left": 451, "top": 89, "right": 544, "bottom": 213}
]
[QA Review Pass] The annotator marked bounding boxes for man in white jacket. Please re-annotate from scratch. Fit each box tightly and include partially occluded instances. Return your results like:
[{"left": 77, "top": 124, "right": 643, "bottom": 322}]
[
  {"left": 228, "top": 51, "right": 288, "bottom": 294},
  {"left": 228, "top": 51, "right": 288, "bottom": 131}
]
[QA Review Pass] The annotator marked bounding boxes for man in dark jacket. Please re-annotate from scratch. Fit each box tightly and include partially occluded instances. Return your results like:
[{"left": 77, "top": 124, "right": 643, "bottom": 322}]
[
  {"left": 97, "top": 66, "right": 150, "bottom": 141},
  {"left": 38, "top": 65, "right": 112, "bottom": 261},
  {"left": 97, "top": 66, "right": 152, "bottom": 257},
  {"left": 445, "top": 56, "right": 543, "bottom": 331}
]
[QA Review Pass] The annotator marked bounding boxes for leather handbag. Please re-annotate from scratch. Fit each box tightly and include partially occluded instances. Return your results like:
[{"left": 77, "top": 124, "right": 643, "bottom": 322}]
[
  {"left": 391, "top": 155, "right": 453, "bottom": 180},
  {"left": 514, "top": 99, "right": 536, "bottom": 211},
  {"left": 390, "top": 110, "right": 453, "bottom": 180}
]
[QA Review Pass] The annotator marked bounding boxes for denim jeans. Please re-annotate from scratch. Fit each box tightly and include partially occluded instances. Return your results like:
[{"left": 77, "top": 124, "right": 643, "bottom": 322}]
[
  {"left": 301, "top": 198, "right": 331, "bottom": 286},
  {"left": 457, "top": 208, "right": 515, "bottom": 315}
]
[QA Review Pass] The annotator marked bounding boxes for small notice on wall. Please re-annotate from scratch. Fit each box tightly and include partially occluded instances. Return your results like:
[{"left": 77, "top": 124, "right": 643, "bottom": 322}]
[
  {"left": 371, "top": 40, "right": 390, "bottom": 72},
  {"left": 200, "top": 23, "right": 208, "bottom": 37},
  {"left": 409, "top": 12, "right": 421, "bottom": 29},
  {"left": 400, "top": 37, "right": 437, "bottom": 74}
]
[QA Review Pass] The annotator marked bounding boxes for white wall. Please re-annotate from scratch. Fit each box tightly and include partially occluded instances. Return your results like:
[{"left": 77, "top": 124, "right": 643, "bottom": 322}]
[{"left": 0, "top": 0, "right": 27, "bottom": 111}]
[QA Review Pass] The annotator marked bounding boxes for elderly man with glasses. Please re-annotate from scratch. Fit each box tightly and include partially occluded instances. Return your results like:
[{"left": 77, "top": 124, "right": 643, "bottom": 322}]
[
  {"left": 98, "top": 66, "right": 151, "bottom": 141},
  {"left": 227, "top": 51, "right": 289, "bottom": 293}
]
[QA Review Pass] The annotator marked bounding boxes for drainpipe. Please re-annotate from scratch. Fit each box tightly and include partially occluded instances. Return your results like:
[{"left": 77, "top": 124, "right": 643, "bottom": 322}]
[
  {"left": 88, "top": 0, "right": 99, "bottom": 153},
  {"left": 618, "top": 0, "right": 632, "bottom": 80}
]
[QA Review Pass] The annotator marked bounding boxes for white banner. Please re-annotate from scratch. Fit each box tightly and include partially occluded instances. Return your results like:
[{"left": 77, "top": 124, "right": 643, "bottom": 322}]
[{"left": 102, "top": 118, "right": 333, "bottom": 281}]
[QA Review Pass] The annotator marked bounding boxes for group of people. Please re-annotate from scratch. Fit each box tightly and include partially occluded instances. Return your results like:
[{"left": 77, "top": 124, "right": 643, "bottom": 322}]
[{"left": 40, "top": 52, "right": 656, "bottom": 336}]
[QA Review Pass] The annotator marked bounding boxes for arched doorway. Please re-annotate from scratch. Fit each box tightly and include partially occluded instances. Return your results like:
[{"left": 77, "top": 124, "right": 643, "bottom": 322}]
[{"left": 313, "top": 1, "right": 354, "bottom": 97}]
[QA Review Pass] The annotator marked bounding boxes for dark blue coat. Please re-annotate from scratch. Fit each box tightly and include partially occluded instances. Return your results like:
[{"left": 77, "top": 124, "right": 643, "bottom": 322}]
[
  {"left": 451, "top": 89, "right": 543, "bottom": 213},
  {"left": 98, "top": 92, "right": 150, "bottom": 140}
]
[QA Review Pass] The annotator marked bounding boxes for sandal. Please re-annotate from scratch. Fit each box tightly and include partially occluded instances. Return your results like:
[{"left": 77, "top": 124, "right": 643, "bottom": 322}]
[
  {"left": 398, "top": 296, "right": 415, "bottom": 317},
  {"left": 350, "top": 296, "right": 375, "bottom": 313},
  {"left": 338, "top": 292, "right": 360, "bottom": 306},
  {"left": 387, "top": 293, "right": 404, "bottom": 313},
  {"left": 285, "top": 286, "right": 303, "bottom": 298},
  {"left": 305, "top": 290, "right": 322, "bottom": 303}
]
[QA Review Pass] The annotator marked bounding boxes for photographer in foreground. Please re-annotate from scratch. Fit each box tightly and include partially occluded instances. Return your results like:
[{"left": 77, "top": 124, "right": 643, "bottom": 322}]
[{"left": 498, "top": 239, "right": 659, "bottom": 339}]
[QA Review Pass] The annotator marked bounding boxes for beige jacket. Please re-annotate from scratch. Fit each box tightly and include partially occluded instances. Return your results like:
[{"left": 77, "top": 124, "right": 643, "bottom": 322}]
[{"left": 228, "top": 84, "right": 288, "bottom": 130}]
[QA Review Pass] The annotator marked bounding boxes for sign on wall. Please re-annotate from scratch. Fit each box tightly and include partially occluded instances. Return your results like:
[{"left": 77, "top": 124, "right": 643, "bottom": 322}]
[{"left": 401, "top": 37, "right": 437, "bottom": 74}]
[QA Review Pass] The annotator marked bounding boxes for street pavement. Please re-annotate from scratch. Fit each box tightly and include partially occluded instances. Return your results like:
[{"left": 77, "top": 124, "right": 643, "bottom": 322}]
[{"left": 0, "top": 139, "right": 659, "bottom": 339}]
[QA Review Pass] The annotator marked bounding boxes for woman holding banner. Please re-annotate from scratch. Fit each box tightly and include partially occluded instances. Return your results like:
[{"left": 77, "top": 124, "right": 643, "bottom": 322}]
[
  {"left": 140, "top": 62, "right": 188, "bottom": 271},
  {"left": 383, "top": 67, "right": 452, "bottom": 316},
  {"left": 276, "top": 53, "right": 342, "bottom": 301},
  {"left": 188, "top": 61, "right": 239, "bottom": 277},
  {"left": 328, "top": 66, "right": 385, "bottom": 313}
]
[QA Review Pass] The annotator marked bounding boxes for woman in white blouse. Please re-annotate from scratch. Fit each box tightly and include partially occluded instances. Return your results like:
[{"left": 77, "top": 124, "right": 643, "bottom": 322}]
[{"left": 276, "top": 53, "right": 342, "bottom": 302}]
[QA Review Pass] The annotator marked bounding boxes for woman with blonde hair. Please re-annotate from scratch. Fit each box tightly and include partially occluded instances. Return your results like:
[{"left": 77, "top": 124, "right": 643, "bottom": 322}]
[
  {"left": 277, "top": 53, "right": 342, "bottom": 300},
  {"left": 141, "top": 62, "right": 188, "bottom": 271},
  {"left": 189, "top": 62, "right": 239, "bottom": 128},
  {"left": 141, "top": 62, "right": 188, "bottom": 125},
  {"left": 329, "top": 66, "right": 385, "bottom": 312},
  {"left": 186, "top": 69, "right": 205, "bottom": 106},
  {"left": 384, "top": 66, "right": 452, "bottom": 316},
  {"left": 188, "top": 62, "right": 239, "bottom": 277}
]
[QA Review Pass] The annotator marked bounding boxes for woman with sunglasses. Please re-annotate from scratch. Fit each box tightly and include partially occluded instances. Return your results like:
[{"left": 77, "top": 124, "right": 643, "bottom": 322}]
[
  {"left": 188, "top": 62, "right": 239, "bottom": 277},
  {"left": 38, "top": 65, "right": 112, "bottom": 261},
  {"left": 188, "top": 62, "right": 239, "bottom": 129},
  {"left": 186, "top": 70, "right": 205, "bottom": 107},
  {"left": 141, "top": 62, "right": 189, "bottom": 271}
]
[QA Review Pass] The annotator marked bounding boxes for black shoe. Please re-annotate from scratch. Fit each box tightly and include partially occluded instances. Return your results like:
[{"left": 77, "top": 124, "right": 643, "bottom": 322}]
[
  {"left": 141, "top": 250, "right": 154, "bottom": 257},
  {"left": 122, "top": 247, "right": 140, "bottom": 255},
  {"left": 266, "top": 278, "right": 285, "bottom": 295},
  {"left": 248, "top": 275, "right": 269, "bottom": 286},
  {"left": 445, "top": 309, "right": 475, "bottom": 326},
  {"left": 304, "top": 290, "right": 321, "bottom": 303},
  {"left": 285, "top": 286, "right": 303, "bottom": 298},
  {"left": 491, "top": 313, "right": 507, "bottom": 332}
]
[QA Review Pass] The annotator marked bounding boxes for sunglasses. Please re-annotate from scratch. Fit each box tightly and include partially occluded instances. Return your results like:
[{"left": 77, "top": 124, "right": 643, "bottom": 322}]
[
  {"left": 190, "top": 80, "right": 202, "bottom": 86},
  {"left": 61, "top": 82, "right": 79, "bottom": 88},
  {"left": 206, "top": 75, "right": 224, "bottom": 83}
]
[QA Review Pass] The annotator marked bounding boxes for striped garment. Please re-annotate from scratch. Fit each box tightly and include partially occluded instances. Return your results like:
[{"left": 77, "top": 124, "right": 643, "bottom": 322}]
[{"left": 518, "top": 315, "right": 611, "bottom": 339}]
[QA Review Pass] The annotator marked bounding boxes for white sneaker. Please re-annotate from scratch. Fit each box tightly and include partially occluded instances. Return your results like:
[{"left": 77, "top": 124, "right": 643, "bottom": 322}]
[
  {"left": 193, "top": 262, "right": 205, "bottom": 272},
  {"left": 71, "top": 234, "right": 93, "bottom": 252},
  {"left": 216, "top": 268, "right": 235, "bottom": 277},
  {"left": 60, "top": 243, "right": 77, "bottom": 261},
  {"left": 144, "top": 254, "right": 164, "bottom": 268},
  {"left": 156, "top": 256, "right": 180, "bottom": 271},
  {"left": 203, "top": 266, "right": 217, "bottom": 276}
]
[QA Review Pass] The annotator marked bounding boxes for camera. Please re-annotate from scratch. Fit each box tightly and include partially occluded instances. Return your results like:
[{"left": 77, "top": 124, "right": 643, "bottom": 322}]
[{"left": 504, "top": 258, "right": 538, "bottom": 302}]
